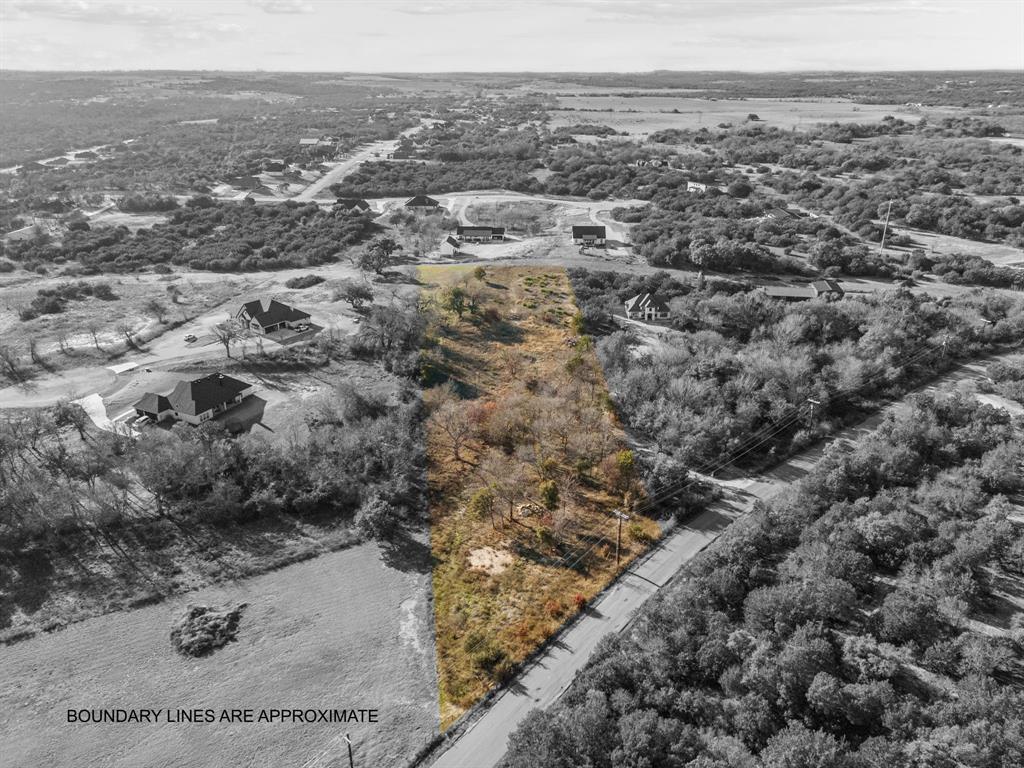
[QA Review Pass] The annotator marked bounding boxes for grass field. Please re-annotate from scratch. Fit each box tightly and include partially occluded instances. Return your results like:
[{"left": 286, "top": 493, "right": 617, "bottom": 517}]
[
  {"left": 0, "top": 539, "right": 439, "bottom": 768},
  {"left": 419, "top": 265, "right": 660, "bottom": 728},
  {"left": 463, "top": 200, "right": 558, "bottom": 236},
  {"left": 550, "top": 95, "right": 930, "bottom": 135}
]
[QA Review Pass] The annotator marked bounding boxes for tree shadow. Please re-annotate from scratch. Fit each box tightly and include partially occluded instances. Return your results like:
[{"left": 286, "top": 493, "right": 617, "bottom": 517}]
[
  {"left": 216, "top": 395, "right": 269, "bottom": 435},
  {"left": 379, "top": 527, "right": 436, "bottom": 574},
  {"left": 0, "top": 549, "right": 56, "bottom": 630}
]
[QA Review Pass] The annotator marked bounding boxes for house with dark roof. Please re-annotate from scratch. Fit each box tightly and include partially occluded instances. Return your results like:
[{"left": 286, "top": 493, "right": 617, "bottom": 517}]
[
  {"left": 809, "top": 279, "right": 845, "bottom": 299},
  {"left": 456, "top": 225, "right": 505, "bottom": 243},
  {"left": 571, "top": 225, "right": 606, "bottom": 246},
  {"left": 236, "top": 299, "right": 311, "bottom": 335},
  {"left": 133, "top": 373, "right": 255, "bottom": 425},
  {"left": 624, "top": 293, "right": 671, "bottom": 321},
  {"left": 335, "top": 197, "right": 371, "bottom": 212},
  {"left": 761, "top": 280, "right": 845, "bottom": 302},
  {"left": 405, "top": 195, "right": 440, "bottom": 211},
  {"left": 440, "top": 235, "right": 461, "bottom": 257}
]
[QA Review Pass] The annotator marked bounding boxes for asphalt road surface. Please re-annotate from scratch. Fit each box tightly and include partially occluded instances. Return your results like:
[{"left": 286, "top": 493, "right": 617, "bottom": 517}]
[{"left": 429, "top": 499, "right": 756, "bottom": 768}]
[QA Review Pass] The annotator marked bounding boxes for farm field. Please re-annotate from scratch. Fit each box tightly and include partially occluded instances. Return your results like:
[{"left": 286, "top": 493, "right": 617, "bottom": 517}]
[
  {"left": 419, "top": 265, "right": 661, "bottom": 727},
  {"left": 0, "top": 539, "right": 439, "bottom": 768},
  {"left": 550, "top": 95, "right": 931, "bottom": 134}
]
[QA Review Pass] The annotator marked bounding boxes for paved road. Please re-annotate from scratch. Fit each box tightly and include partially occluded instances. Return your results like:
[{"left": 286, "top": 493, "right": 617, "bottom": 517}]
[
  {"left": 293, "top": 139, "right": 396, "bottom": 202},
  {"left": 426, "top": 348, "right": 1024, "bottom": 768},
  {"left": 429, "top": 501, "right": 755, "bottom": 768}
]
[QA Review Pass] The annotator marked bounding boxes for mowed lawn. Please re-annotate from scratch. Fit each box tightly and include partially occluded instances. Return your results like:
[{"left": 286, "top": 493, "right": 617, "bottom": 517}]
[
  {"left": 419, "top": 265, "right": 660, "bottom": 728},
  {"left": 0, "top": 539, "right": 439, "bottom": 768}
]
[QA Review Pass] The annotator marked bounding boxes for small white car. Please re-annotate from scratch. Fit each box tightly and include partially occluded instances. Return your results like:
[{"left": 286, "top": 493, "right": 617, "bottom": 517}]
[{"left": 184, "top": 334, "right": 197, "bottom": 343}]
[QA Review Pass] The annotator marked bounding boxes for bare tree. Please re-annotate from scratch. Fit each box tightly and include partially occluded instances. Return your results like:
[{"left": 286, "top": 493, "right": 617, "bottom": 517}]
[
  {"left": 0, "top": 344, "right": 23, "bottom": 381},
  {"left": 498, "top": 348, "right": 526, "bottom": 380},
  {"left": 56, "top": 331, "right": 73, "bottom": 355},
  {"left": 118, "top": 321, "right": 139, "bottom": 350},
  {"left": 27, "top": 337, "right": 44, "bottom": 366},
  {"left": 144, "top": 299, "right": 167, "bottom": 323},
  {"left": 213, "top": 319, "right": 243, "bottom": 358},
  {"left": 432, "top": 398, "right": 475, "bottom": 464},
  {"left": 478, "top": 448, "right": 528, "bottom": 523},
  {"left": 53, "top": 399, "right": 90, "bottom": 441},
  {"left": 85, "top": 320, "right": 103, "bottom": 351}
]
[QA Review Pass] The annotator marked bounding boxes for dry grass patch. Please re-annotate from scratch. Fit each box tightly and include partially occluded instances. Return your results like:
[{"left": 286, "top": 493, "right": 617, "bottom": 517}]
[
  {"left": 463, "top": 200, "right": 558, "bottom": 236},
  {"left": 419, "top": 264, "right": 660, "bottom": 727}
]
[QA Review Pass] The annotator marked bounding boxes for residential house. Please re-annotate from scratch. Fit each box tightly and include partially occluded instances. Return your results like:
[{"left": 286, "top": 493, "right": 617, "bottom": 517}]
[
  {"left": 335, "top": 197, "right": 371, "bottom": 212},
  {"left": 440, "top": 235, "right": 461, "bottom": 257},
  {"left": 133, "top": 373, "right": 256, "bottom": 425},
  {"left": 236, "top": 298, "right": 311, "bottom": 335},
  {"left": 572, "top": 225, "right": 607, "bottom": 246},
  {"left": 405, "top": 195, "right": 441, "bottom": 211},
  {"left": 809, "top": 279, "right": 845, "bottom": 299},
  {"left": 262, "top": 158, "right": 286, "bottom": 172},
  {"left": 686, "top": 181, "right": 708, "bottom": 193},
  {"left": 456, "top": 225, "right": 505, "bottom": 242},
  {"left": 761, "top": 280, "right": 845, "bottom": 302},
  {"left": 624, "top": 293, "right": 672, "bottom": 321}
]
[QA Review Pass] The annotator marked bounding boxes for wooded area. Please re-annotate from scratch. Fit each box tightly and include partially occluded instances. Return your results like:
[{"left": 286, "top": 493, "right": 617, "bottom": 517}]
[{"left": 502, "top": 393, "right": 1024, "bottom": 767}]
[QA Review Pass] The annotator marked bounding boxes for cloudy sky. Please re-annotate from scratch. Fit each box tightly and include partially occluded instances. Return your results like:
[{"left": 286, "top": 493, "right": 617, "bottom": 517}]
[{"left": 1, "top": 0, "right": 1021, "bottom": 72}]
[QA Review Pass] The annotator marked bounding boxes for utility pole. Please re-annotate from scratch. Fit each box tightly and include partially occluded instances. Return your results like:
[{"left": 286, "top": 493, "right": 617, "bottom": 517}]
[
  {"left": 877, "top": 200, "right": 893, "bottom": 256},
  {"left": 344, "top": 733, "right": 354, "bottom": 768},
  {"left": 613, "top": 508, "right": 630, "bottom": 567}
]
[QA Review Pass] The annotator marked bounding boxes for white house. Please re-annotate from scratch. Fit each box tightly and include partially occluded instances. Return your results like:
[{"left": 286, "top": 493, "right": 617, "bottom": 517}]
[
  {"left": 686, "top": 181, "right": 708, "bottom": 193},
  {"left": 133, "top": 373, "right": 255, "bottom": 425},
  {"left": 440, "top": 235, "right": 461, "bottom": 256},
  {"left": 236, "top": 299, "right": 311, "bottom": 335},
  {"left": 405, "top": 195, "right": 441, "bottom": 211},
  {"left": 572, "top": 225, "right": 606, "bottom": 246},
  {"left": 456, "top": 225, "right": 505, "bottom": 243},
  {"left": 624, "top": 294, "right": 671, "bottom": 321}
]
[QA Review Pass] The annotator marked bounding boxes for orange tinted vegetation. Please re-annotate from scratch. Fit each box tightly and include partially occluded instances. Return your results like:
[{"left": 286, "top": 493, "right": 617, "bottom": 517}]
[{"left": 418, "top": 264, "right": 660, "bottom": 727}]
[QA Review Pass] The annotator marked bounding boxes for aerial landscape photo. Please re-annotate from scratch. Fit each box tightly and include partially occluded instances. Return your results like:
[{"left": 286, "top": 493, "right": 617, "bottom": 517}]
[{"left": 0, "top": 1, "right": 1022, "bottom": 766}]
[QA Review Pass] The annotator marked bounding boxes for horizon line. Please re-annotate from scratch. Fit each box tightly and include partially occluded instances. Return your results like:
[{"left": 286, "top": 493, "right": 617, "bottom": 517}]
[{"left": 2, "top": 67, "right": 1020, "bottom": 75}]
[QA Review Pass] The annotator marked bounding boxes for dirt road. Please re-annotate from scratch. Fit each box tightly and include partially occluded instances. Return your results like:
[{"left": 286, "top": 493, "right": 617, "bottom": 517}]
[{"left": 425, "top": 348, "right": 1024, "bottom": 768}]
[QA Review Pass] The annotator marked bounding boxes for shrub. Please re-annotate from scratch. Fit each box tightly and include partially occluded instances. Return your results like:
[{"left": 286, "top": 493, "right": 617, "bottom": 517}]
[
  {"left": 170, "top": 603, "right": 247, "bottom": 657},
  {"left": 285, "top": 274, "right": 325, "bottom": 289}
]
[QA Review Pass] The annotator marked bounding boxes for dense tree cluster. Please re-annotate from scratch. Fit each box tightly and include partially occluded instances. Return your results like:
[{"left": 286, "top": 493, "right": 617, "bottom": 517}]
[
  {"left": 503, "top": 393, "right": 1024, "bottom": 767},
  {"left": 1, "top": 200, "right": 378, "bottom": 273},
  {"left": 571, "top": 269, "right": 1024, "bottom": 470},
  {"left": 333, "top": 158, "right": 542, "bottom": 197},
  {"left": 929, "top": 253, "right": 1024, "bottom": 289}
]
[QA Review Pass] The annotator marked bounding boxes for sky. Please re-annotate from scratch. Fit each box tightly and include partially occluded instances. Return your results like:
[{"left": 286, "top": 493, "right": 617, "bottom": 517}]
[{"left": 1, "top": 0, "right": 1022, "bottom": 72}]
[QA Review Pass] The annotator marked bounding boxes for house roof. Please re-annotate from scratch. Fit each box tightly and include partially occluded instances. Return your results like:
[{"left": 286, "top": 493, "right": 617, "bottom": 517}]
[
  {"left": 761, "top": 285, "right": 816, "bottom": 299},
  {"left": 240, "top": 298, "right": 311, "bottom": 328},
  {"left": 443, "top": 235, "right": 460, "bottom": 247},
  {"left": 298, "top": 138, "right": 319, "bottom": 145},
  {"left": 405, "top": 195, "right": 439, "bottom": 207},
  {"left": 133, "top": 392, "right": 172, "bottom": 415},
  {"left": 335, "top": 197, "right": 370, "bottom": 211},
  {"left": 167, "top": 373, "right": 252, "bottom": 417},
  {"left": 624, "top": 293, "right": 670, "bottom": 313},
  {"left": 456, "top": 226, "right": 497, "bottom": 236},
  {"left": 572, "top": 225, "right": 606, "bottom": 237},
  {"left": 810, "top": 279, "right": 845, "bottom": 295}
]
